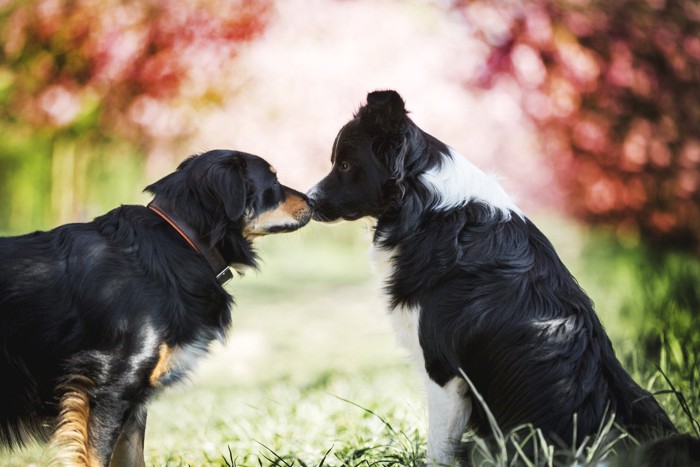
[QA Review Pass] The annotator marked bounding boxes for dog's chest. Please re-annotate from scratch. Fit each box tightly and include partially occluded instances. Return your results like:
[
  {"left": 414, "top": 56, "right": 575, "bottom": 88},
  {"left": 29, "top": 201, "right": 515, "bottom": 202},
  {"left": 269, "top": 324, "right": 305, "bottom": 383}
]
[
  {"left": 150, "top": 338, "right": 213, "bottom": 387},
  {"left": 369, "top": 243, "right": 425, "bottom": 366}
]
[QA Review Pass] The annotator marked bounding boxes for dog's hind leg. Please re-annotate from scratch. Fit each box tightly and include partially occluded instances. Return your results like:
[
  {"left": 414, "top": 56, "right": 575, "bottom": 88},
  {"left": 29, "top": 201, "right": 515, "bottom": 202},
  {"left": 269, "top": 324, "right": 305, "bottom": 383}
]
[
  {"left": 85, "top": 387, "right": 148, "bottom": 467},
  {"left": 425, "top": 376, "right": 472, "bottom": 466},
  {"left": 109, "top": 406, "right": 147, "bottom": 467},
  {"left": 48, "top": 375, "right": 102, "bottom": 467}
]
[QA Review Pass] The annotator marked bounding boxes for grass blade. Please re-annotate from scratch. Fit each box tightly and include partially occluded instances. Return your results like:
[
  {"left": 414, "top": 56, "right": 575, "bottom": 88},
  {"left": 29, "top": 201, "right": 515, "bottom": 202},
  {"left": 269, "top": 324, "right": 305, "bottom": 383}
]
[{"left": 457, "top": 367, "right": 507, "bottom": 461}]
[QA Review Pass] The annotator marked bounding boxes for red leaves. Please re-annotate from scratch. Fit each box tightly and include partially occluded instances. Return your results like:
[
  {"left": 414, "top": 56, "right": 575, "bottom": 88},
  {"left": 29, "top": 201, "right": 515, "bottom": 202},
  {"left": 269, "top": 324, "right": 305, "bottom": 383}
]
[
  {"left": 0, "top": 0, "right": 271, "bottom": 139},
  {"left": 453, "top": 0, "right": 700, "bottom": 253}
]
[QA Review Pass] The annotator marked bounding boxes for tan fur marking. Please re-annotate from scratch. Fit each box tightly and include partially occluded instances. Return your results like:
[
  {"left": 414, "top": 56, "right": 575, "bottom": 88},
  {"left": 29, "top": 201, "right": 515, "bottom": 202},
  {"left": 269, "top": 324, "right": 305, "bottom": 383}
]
[
  {"left": 49, "top": 376, "right": 101, "bottom": 466},
  {"left": 149, "top": 342, "right": 173, "bottom": 387},
  {"left": 244, "top": 208, "right": 292, "bottom": 236},
  {"left": 281, "top": 193, "right": 310, "bottom": 217},
  {"left": 243, "top": 193, "right": 311, "bottom": 237}
]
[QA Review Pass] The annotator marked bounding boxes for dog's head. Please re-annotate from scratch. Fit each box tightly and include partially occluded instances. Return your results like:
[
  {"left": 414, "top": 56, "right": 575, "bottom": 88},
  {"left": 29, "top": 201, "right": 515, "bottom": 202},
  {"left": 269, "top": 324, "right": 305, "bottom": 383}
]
[
  {"left": 308, "top": 90, "right": 431, "bottom": 222},
  {"left": 146, "top": 150, "right": 312, "bottom": 248}
]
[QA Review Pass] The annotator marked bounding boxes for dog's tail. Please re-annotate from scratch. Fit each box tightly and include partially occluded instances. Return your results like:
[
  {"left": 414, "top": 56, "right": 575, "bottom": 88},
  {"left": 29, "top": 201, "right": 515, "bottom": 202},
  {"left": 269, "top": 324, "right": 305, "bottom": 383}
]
[
  {"left": 0, "top": 417, "right": 48, "bottom": 450},
  {"left": 455, "top": 424, "right": 700, "bottom": 466},
  {"left": 454, "top": 366, "right": 700, "bottom": 466},
  {"left": 611, "top": 434, "right": 700, "bottom": 467}
]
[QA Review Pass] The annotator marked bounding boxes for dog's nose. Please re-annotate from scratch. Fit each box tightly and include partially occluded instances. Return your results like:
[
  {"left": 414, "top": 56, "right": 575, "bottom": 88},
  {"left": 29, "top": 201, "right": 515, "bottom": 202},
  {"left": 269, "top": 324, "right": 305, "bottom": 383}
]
[
  {"left": 306, "top": 196, "right": 316, "bottom": 210},
  {"left": 305, "top": 186, "right": 319, "bottom": 204}
]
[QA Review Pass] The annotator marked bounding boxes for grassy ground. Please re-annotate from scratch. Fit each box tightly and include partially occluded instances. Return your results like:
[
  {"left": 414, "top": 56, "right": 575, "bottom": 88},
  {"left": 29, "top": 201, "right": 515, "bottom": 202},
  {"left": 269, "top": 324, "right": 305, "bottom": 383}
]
[{"left": 0, "top": 219, "right": 697, "bottom": 466}]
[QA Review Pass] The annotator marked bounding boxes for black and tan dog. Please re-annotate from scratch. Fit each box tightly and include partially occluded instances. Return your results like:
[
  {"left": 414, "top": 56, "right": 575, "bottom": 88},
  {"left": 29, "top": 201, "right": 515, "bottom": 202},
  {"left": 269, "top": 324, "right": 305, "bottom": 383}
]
[{"left": 0, "top": 149, "right": 312, "bottom": 466}]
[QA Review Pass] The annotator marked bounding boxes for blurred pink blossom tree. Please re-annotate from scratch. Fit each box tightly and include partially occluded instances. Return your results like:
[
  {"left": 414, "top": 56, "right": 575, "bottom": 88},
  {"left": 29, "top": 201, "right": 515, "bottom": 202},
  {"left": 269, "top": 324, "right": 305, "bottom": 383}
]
[
  {"left": 453, "top": 0, "right": 700, "bottom": 253},
  {"left": 0, "top": 0, "right": 270, "bottom": 230}
]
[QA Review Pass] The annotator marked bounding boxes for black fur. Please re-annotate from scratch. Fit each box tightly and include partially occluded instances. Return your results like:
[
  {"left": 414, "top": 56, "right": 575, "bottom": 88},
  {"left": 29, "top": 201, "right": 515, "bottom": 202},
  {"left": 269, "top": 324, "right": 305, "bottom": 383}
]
[
  {"left": 386, "top": 204, "right": 674, "bottom": 440},
  {"left": 0, "top": 149, "right": 311, "bottom": 466},
  {"left": 309, "top": 91, "right": 698, "bottom": 464}
]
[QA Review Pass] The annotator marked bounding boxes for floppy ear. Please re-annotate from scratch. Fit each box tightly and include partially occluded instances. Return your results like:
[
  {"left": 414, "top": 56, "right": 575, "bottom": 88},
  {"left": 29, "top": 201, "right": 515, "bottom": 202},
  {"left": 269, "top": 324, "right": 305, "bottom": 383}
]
[
  {"left": 205, "top": 158, "right": 248, "bottom": 221},
  {"left": 360, "top": 90, "right": 408, "bottom": 134},
  {"left": 203, "top": 158, "right": 250, "bottom": 247}
]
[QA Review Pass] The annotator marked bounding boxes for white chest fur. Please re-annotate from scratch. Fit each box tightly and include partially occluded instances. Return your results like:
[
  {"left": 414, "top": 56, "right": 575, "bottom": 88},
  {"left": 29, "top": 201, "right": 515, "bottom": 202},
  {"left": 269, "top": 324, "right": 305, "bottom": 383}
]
[
  {"left": 150, "top": 337, "right": 213, "bottom": 387},
  {"left": 369, "top": 242, "right": 424, "bottom": 362},
  {"left": 369, "top": 243, "right": 424, "bottom": 365},
  {"left": 369, "top": 241, "right": 471, "bottom": 466}
]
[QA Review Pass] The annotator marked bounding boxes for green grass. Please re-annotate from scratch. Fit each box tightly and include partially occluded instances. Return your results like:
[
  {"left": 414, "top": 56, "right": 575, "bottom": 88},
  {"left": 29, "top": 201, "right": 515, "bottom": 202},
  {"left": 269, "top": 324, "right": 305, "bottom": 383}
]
[{"left": 1, "top": 220, "right": 698, "bottom": 466}]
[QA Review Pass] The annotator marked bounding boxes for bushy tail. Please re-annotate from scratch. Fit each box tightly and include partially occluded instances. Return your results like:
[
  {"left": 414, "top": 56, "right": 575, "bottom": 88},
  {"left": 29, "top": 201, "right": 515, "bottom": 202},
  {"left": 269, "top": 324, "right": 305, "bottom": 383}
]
[
  {"left": 610, "top": 434, "right": 700, "bottom": 467},
  {"left": 454, "top": 367, "right": 700, "bottom": 466}
]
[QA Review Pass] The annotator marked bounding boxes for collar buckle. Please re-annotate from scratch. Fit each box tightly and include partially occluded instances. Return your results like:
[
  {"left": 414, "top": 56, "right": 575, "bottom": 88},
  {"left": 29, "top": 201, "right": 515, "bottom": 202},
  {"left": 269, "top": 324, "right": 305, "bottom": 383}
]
[{"left": 216, "top": 267, "right": 233, "bottom": 285}]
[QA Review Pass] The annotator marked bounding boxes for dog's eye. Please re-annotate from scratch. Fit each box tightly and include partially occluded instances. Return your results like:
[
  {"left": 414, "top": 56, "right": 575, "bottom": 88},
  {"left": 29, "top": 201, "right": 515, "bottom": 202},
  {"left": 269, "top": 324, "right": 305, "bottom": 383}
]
[{"left": 339, "top": 161, "right": 351, "bottom": 171}]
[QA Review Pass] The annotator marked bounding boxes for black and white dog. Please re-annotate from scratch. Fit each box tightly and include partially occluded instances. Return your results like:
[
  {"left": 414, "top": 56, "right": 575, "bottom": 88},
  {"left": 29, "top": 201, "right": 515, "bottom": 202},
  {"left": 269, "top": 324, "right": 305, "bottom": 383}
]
[
  {"left": 308, "top": 91, "right": 681, "bottom": 465},
  {"left": 0, "top": 149, "right": 312, "bottom": 466}
]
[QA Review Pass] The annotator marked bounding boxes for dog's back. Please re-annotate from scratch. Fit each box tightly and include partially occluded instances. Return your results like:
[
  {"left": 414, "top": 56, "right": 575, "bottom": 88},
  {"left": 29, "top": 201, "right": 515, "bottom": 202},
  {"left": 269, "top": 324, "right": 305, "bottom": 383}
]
[
  {"left": 449, "top": 211, "right": 674, "bottom": 440},
  {"left": 0, "top": 214, "right": 137, "bottom": 447},
  {"left": 388, "top": 202, "right": 676, "bottom": 444}
]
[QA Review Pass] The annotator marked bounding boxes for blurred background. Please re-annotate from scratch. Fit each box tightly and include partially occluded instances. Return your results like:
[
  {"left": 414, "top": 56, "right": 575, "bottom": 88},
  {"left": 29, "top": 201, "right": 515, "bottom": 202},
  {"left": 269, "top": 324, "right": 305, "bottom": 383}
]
[{"left": 0, "top": 0, "right": 698, "bottom": 464}]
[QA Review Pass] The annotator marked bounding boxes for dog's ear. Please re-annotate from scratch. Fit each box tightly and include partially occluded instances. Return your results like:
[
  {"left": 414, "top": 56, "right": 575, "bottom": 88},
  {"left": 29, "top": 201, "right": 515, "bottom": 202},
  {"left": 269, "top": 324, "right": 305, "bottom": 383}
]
[
  {"left": 204, "top": 157, "right": 250, "bottom": 247},
  {"left": 358, "top": 91, "right": 411, "bottom": 184},
  {"left": 144, "top": 155, "right": 198, "bottom": 197},
  {"left": 205, "top": 158, "right": 248, "bottom": 222},
  {"left": 359, "top": 90, "right": 407, "bottom": 134}
]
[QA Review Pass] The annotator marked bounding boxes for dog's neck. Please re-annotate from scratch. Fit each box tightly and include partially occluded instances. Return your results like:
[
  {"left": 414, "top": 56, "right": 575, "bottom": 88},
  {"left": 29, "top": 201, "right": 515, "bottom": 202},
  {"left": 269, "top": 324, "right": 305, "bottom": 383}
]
[{"left": 147, "top": 198, "right": 233, "bottom": 285}]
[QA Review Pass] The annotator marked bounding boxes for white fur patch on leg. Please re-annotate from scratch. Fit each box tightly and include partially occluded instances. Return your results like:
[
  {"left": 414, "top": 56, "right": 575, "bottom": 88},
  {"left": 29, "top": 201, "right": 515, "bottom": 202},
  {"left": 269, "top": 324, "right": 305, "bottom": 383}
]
[
  {"left": 383, "top": 301, "right": 471, "bottom": 466},
  {"left": 425, "top": 376, "right": 471, "bottom": 466},
  {"left": 371, "top": 244, "right": 471, "bottom": 465}
]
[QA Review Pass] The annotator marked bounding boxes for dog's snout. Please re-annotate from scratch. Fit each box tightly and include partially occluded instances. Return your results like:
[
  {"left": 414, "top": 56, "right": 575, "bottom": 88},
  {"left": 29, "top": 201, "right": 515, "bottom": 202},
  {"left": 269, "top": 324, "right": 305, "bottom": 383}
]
[
  {"left": 306, "top": 185, "right": 321, "bottom": 203},
  {"left": 305, "top": 195, "right": 316, "bottom": 210}
]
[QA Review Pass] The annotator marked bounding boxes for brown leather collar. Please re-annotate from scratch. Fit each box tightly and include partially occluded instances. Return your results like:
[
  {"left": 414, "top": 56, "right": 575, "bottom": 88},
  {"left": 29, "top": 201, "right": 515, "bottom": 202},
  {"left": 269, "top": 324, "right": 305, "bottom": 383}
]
[{"left": 147, "top": 199, "right": 233, "bottom": 285}]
